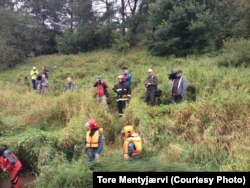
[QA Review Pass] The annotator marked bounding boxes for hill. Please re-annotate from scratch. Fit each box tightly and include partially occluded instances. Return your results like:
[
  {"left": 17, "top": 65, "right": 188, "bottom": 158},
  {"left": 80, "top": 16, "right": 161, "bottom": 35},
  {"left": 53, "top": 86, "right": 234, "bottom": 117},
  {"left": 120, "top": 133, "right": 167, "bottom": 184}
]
[{"left": 0, "top": 48, "right": 249, "bottom": 187}]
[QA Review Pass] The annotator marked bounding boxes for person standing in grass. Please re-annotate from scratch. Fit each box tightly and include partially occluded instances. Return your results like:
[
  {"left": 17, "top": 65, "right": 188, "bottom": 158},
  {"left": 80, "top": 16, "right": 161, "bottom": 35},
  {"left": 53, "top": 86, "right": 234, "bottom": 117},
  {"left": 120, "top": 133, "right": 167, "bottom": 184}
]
[
  {"left": 40, "top": 74, "right": 49, "bottom": 95},
  {"left": 144, "top": 69, "right": 158, "bottom": 106},
  {"left": 94, "top": 76, "right": 109, "bottom": 112},
  {"left": 42, "top": 65, "right": 49, "bottom": 79},
  {"left": 122, "top": 66, "right": 132, "bottom": 87},
  {"left": 30, "top": 67, "right": 38, "bottom": 90},
  {"left": 121, "top": 125, "right": 142, "bottom": 161},
  {"left": 170, "top": 70, "right": 187, "bottom": 103},
  {"left": 24, "top": 76, "right": 30, "bottom": 91},
  {"left": 65, "top": 77, "right": 77, "bottom": 91},
  {"left": 113, "top": 75, "right": 131, "bottom": 117},
  {"left": 0, "top": 146, "right": 23, "bottom": 188},
  {"left": 85, "top": 119, "right": 104, "bottom": 161}
]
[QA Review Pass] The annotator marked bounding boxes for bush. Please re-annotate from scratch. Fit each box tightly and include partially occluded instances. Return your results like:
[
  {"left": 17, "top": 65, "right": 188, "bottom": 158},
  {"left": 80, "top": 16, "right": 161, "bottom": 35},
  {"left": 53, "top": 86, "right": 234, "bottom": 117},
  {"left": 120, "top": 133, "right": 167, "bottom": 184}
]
[{"left": 218, "top": 39, "right": 250, "bottom": 67}]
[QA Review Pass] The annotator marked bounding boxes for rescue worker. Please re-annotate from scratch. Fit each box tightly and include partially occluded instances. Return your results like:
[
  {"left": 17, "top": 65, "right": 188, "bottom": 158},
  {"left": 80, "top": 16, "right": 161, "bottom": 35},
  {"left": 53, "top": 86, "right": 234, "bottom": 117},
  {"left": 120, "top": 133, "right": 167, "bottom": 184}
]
[
  {"left": 0, "top": 146, "right": 22, "bottom": 188},
  {"left": 144, "top": 68, "right": 158, "bottom": 106},
  {"left": 30, "top": 67, "right": 39, "bottom": 90},
  {"left": 121, "top": 126, "right": 142, "bottom": 161},
  {"left": 113, "top": 75, "right": 131, "bottom": 116},
  {"left": 85, "top": 119, "right": 104, "bottom": 161}
]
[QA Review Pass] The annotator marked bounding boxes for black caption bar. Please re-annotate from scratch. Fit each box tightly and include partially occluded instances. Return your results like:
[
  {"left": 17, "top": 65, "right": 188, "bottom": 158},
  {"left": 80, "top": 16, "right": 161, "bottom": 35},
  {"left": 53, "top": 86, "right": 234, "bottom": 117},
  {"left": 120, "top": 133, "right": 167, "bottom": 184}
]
[{"left": 93, "top": 172, "right": 249, "bottom": 187}]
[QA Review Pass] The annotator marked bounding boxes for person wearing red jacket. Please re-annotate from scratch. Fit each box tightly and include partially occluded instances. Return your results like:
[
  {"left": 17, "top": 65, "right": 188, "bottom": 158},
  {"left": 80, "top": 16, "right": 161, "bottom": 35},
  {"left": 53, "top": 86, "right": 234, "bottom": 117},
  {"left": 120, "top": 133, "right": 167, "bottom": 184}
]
[{"left": 0, "top": 146, "right": 22, "bottom": 188}]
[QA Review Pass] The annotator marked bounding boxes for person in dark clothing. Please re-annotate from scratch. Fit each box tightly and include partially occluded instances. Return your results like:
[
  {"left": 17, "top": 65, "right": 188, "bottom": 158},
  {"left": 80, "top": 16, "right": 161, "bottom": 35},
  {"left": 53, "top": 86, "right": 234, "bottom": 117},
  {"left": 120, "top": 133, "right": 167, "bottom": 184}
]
[
  {"left": 113, "top": 75, "right": 131, "bottom": 116},
  {"left": 24, "top": 76, "right": 30, "bottom": 91},
  {"left": 42, "top": 65, "right": 49, "bottom": 79},
  {"left": 144, "top": 69, "right": 158, "bottom": 106},
  {"left": 122, "top": 66, "right": 132, "bottom": 87},
  {"left": 170, "top": 70, "right": 187, "bottom": 103},
  {"left": 65, "top": 77, "right": 77, "bottom": 91}
]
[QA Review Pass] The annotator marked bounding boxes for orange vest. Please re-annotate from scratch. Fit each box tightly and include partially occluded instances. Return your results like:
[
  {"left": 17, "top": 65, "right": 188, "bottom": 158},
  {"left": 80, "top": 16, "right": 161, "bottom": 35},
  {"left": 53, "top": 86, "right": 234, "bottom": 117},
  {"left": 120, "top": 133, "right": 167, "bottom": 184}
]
[
  {"left": 123, "top": 135, "right": 142, "bottom": 159},
  {"left": 86, "top": 128, "right": 103, "bottom": 148}
]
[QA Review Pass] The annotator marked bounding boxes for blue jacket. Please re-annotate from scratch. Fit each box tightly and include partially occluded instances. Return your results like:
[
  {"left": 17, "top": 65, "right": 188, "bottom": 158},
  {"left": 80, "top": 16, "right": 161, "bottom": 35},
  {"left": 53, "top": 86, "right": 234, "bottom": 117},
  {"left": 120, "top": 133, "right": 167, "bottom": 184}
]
[{"left": 124, "top": 73, "right": 132, "bottom": 87}]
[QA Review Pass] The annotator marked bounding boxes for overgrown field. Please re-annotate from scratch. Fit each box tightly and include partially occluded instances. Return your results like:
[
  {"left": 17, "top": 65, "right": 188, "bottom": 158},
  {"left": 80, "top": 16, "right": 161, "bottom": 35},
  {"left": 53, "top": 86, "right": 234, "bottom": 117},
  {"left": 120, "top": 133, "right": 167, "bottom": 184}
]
[{"left": 0, "top": 47, "right": 249, "bottom": 187}]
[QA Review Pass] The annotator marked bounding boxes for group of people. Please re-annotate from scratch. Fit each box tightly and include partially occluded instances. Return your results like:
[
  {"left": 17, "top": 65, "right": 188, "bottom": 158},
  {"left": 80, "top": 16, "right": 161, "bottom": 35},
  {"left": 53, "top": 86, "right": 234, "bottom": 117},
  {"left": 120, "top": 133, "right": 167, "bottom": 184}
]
[
  {"left": 0, "top": 120, "right": 142, "bottom": 187},
  {"left": 84, "top": 119, "right": 142, "bottom": 161},
  {"left": 91, "top": 66, "right": 187, "bottom": 116},
  {"left": 29, "top": 66, "right": 49, "bottom": 94},
  {"left": 27, "top": 65, "right": 187, "bottom": 115}
]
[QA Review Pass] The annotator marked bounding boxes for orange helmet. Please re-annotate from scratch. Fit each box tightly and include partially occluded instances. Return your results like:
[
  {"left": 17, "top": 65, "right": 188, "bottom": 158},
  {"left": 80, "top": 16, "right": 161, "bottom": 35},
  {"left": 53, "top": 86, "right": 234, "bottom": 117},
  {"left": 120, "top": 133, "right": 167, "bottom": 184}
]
[
  {"left": 86, "top": 119, "right": 98, "bottom": 130},
  {"left": 121, "top": 125, "right": 135, "bottom": 138},
  {"left": 118, "top": 75, "right": 125, "bottom": 82}
]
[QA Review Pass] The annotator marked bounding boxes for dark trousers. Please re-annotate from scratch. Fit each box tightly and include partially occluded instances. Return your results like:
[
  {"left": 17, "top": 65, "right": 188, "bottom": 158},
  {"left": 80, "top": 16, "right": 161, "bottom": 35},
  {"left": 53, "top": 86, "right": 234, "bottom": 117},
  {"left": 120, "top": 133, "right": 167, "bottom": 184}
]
[
  {"left": 117, "top": 100, "right": 126, "bottom": 115},
  {"left": 32, "top": 79, "right": 37, "bottom": 90},
  {"left": 171, "top": 95, "right": 183, "bottom": 103},
  {"left": 145, "top": 89, "right": 156, "bottom": 106}
]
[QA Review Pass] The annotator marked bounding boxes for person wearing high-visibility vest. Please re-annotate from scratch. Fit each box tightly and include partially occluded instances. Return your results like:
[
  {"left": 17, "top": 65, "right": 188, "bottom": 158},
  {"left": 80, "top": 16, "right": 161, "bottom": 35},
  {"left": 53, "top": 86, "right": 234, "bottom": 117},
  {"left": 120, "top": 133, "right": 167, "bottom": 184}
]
[
  {"left": 30, "top": 67, "right": 39, "bottom": 90},
  {"left": 121, "top": 125, "right": 142, "bottom": 161},
  {"left": 85, "top": 119, "right": 104, "bottom": 161},
  {"left": 0, "top": 146, "right": 23, "bottom": 188}
]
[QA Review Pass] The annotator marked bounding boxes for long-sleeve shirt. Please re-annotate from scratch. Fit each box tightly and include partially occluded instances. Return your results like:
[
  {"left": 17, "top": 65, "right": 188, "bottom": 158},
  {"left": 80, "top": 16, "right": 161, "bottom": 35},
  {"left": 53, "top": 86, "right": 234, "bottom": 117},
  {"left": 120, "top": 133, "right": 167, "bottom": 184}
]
[
  {"left": 113, "top": 82, "right": 131, "bottom": 100},
  {"left": 144, "top": 75, "right": 158, "bottom": 90},
  {"left": 30, "top": 70, "right": 39, "bottom": 80}
]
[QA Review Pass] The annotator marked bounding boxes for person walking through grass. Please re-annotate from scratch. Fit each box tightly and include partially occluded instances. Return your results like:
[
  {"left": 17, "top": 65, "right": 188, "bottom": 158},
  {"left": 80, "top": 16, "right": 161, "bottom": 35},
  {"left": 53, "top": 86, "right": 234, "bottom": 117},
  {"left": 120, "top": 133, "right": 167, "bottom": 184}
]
[
  {"left": 121, "top": 125, "right": 142, "bottom": 161},
  {"left": 85, "top": 119, "right": 104, "bottom": 161}
]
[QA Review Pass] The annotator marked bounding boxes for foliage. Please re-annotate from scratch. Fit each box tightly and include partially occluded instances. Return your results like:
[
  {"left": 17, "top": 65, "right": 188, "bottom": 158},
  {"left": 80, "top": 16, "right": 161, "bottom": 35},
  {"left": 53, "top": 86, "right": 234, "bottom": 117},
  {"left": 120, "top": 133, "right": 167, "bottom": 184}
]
[
  {"left": 218, "top": 39, "right": 250, "bottom": 67},
  {"left": 148, "top": 0, "right": 219, "bottom": 56},
  {"left": 0, "top": 8, "right": 45, "bottom": 69},
  {"left": 0, "top": 48, "right": 250, "bottom": 186}
]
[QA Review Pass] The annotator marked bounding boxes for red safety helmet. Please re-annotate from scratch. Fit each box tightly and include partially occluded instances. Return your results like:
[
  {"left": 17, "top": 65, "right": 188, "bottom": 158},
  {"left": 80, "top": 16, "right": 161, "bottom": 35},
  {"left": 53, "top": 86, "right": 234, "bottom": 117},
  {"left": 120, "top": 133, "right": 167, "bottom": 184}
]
[
  {"left": 87, "top": 119, "right": 98, "bottom": 130},
  {"left": 118, "top": 75, "right": 125, "bottom": 82}
]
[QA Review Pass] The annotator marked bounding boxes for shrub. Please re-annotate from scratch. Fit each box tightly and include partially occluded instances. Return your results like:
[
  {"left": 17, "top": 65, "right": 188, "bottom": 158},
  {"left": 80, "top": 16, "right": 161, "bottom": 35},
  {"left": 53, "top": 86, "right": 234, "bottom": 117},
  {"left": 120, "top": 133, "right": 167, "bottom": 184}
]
[{"left": 218, "top": 39, "right": 250, "bottom": 67}]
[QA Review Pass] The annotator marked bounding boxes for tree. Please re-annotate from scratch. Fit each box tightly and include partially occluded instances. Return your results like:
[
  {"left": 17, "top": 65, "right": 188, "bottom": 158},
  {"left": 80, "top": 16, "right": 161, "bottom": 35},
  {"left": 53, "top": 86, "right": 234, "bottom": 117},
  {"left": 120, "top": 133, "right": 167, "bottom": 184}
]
[
  {"left": 148, "top": 0, "right": 220, "bottom": 56},
  {"left": 0, "top": 7, "right": 45, "bottom": 69}
]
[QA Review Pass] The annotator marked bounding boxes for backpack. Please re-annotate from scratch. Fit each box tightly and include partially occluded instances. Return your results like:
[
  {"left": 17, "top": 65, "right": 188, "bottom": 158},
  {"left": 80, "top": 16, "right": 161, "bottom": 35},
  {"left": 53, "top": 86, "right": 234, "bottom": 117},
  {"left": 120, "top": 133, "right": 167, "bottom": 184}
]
[{"left": 155, "top": 89, "right": 162, "bottom": 97}]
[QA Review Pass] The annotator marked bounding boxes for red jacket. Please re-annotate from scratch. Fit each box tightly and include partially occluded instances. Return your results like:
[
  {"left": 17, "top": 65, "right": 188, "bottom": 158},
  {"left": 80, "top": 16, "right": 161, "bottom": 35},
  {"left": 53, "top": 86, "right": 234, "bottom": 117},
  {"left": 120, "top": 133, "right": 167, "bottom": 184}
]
[{"left": 0, "top": 150, "right": 22, "bottom": 180}]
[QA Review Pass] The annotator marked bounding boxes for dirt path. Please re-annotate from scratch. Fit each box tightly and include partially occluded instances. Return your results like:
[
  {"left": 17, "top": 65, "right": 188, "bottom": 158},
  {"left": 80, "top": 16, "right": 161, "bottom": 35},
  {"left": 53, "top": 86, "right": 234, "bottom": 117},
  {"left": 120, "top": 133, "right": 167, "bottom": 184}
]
[{"left": 0, "top": 173, "right": 36, "bottom": 188}]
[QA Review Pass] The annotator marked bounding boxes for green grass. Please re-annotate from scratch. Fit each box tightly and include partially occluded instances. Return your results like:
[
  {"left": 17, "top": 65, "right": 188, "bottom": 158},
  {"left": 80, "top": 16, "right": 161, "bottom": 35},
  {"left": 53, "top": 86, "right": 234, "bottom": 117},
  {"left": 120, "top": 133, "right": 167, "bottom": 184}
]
[{"left": 0, "top": 48, "right": 249, "bottom": 187}]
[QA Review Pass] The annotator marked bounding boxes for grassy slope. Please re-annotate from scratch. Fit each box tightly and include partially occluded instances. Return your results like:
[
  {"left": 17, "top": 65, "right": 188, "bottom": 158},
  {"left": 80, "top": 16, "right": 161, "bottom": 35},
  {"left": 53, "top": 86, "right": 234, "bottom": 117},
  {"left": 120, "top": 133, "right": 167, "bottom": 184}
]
[{"left": 0, "top": 49, "right": 249, "bottom": 187}]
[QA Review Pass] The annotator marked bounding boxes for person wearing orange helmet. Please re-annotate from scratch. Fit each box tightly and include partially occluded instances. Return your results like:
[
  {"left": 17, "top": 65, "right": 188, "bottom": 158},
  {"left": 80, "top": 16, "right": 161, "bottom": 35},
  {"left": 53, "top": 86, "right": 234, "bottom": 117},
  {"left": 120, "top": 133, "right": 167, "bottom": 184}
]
[
  {"left": 0, "top": 146, "right": 23, "bottom": 188},
  {"left": 121, "top": 126, "right": 142, "bottom": 161},
  {"left": 113, "top": 75, "right": 131, "bottom": 116},
  {"left": 85, "top": 119, "right": 104, "bottom": 161}
]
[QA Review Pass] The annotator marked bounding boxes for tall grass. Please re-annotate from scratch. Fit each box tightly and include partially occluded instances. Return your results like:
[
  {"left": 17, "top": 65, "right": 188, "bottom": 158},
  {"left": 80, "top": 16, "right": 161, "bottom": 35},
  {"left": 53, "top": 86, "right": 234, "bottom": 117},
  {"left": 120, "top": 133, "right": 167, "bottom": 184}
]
[{"left": 0, "top": 47, "right": 249, "bottom": 186}]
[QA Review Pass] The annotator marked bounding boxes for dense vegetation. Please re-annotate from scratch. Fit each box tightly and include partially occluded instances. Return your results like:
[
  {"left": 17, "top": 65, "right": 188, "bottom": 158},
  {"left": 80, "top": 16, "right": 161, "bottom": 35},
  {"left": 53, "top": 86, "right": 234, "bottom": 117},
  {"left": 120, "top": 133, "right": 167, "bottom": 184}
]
[
  {"left": 1, "top": 0, "right": 250, "bottom": 68},
  {"left": 0, "top": 0, "right": 249, "bottom": 187},
  {"left": 0, "top": 44, "right": 249, "bottom": 187}
]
